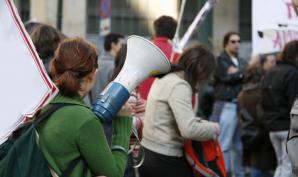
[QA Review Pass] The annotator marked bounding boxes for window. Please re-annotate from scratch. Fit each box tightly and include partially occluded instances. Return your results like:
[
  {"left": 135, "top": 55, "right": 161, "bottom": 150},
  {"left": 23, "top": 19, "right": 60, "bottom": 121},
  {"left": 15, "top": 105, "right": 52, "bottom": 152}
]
[
  {"left": 239, "top": 0, "right": 252, "bottom": 41},
  {"left": 87, "top": 0, "right": 100, "bottom": 34},
  {"left": 19, "top": 0, "right": 30, "bottom": 22},
  {"left": 111, "top": 0, "right": 150, "bottom": 36}
]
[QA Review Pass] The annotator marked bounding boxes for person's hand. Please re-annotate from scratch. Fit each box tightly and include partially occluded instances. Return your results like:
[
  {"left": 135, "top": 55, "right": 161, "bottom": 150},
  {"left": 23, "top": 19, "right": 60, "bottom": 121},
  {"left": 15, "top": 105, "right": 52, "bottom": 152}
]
[
  {"left": 211, "top": 123, "right": 220, "bottom": 140},
  {"left": 128, "top": 96, "right": 146, "bottom": 116},
  {"left": 117, "top": 102, "right": 133, "bottom": 117},
  {"left": 132, "top": 99, "right": 146, "bottom": 116},
  {"left": 214, "top": 123, "right": 220, "bottom": 135},
  {"left": 227, "top": 66, "right": 239, "bottom": 74}
]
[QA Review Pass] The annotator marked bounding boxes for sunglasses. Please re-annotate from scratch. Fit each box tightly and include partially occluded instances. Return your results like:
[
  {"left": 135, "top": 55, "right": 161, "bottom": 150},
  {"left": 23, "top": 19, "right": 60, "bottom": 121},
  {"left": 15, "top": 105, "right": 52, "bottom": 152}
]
[{"left": 230, "top": 40, "right": 241, "bottom": 44}]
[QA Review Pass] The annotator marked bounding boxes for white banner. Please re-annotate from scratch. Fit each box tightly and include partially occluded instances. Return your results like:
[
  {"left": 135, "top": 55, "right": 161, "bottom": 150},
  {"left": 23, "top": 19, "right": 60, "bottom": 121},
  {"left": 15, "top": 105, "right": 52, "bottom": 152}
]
[
  {"left": 0, "top": 0, "right": 57, "bottom": 143},
  {"left": 253, "top": 0, "right": 298, "bottom": 54}
]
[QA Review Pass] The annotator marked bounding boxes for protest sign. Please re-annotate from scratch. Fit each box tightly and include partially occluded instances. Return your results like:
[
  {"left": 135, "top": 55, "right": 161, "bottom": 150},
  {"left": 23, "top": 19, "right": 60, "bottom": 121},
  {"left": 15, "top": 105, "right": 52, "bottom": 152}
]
[
  {"left": 253, "top": 0, "right": 298, "bottom": 54},
  {"left": 0, "top": 0, "right": 57, "bottom": 143}
]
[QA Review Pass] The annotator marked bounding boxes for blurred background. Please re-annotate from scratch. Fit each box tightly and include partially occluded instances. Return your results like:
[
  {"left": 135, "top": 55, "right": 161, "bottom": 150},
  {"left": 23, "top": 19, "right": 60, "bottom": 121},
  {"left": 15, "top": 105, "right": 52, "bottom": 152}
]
[{"left": 14, "top": 0, "right": 252, "bottom": 60}]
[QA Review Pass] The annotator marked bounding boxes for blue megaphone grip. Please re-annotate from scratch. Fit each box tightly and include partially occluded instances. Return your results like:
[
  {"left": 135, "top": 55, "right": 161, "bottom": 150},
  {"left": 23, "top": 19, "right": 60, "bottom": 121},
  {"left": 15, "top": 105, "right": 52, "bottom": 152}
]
[{"left": 92, "top": 82, "right": 130, "bottom": 122}]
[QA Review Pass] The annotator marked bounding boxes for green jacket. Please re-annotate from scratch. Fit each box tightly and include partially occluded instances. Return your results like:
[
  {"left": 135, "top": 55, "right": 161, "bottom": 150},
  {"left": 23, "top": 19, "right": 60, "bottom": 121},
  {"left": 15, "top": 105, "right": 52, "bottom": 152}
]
[{"left": 37, "top": 93, "right": 132, "bottom": 177}]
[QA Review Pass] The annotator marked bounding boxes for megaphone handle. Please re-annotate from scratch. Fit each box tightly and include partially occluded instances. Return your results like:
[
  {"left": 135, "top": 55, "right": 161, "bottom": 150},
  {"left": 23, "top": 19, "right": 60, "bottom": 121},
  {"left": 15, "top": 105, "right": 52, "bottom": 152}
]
[{"left": 92, "top": 82, "right": 130, "bottom": 122}]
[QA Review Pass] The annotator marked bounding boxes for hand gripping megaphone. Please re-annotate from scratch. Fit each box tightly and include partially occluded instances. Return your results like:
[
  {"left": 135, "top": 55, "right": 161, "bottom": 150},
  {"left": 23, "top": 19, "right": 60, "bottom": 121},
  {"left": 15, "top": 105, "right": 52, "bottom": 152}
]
[{"left": 92, "top": 35, "right": 171, "bottom": 122}]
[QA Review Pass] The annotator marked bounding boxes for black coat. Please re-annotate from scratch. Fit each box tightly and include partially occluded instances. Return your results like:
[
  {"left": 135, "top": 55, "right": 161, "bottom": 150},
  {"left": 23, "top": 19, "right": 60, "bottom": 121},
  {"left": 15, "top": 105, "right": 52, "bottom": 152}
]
[
  {"left": 261, "top": 61, "right": 298, "bottom": 131},
  {"left": 238, "top": 83, "right": 277, "bottom": 170},
  {"left": 214, "top": 51, "right": 246, "bottom": 101}
]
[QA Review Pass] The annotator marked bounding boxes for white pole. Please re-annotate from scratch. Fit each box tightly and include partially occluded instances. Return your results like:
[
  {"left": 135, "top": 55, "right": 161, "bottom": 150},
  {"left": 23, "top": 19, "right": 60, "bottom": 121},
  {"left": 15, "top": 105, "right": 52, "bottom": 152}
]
[
  {"left": 174, "top": 0, "right": 219, "bottom": 53},
  {"left": 171, "top": 0, "right": 187, "bottom": 62}
]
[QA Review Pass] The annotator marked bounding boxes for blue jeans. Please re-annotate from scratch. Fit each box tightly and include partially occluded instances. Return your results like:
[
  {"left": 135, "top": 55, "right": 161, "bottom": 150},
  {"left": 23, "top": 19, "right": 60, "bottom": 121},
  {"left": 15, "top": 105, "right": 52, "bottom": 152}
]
[
  {"left": 287, "top": 137, "right": 298, "bottom": 177},
  {"left": 251, "top": 167, "right": 273, "bottom": 177},
  {"left": 218, "top": 102, "right": 244, "bottom": 177},
  {"left": 270, "top": 131, "right": 292, "bottom": 177}
]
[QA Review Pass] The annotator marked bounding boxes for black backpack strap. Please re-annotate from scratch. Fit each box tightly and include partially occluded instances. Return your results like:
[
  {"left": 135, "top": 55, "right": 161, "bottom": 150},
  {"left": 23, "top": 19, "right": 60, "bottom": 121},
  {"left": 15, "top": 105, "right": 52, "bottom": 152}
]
[
  {"left": 34, "top": 103, "right": 89, "bottom": 177},
  {"left": 82, "top": 160, "right": 88, "bottom": 177},
  {"left": 60, "top": 157, "right": 88, "bottom": 177},
  {"left": 60, "top": 157, "right": 80, "bottom": 177},
  {"left": 33, "top": 103, "right": 71, "bottom": 126}
]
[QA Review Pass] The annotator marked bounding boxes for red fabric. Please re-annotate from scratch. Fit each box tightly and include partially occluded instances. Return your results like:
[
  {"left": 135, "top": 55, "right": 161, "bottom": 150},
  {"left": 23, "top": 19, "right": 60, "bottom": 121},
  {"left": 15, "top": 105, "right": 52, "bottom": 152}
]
[
  {"left": 171, "top": 52, "right": 181, "bottom": 64},
  {"left": 153, "top": 37, "right": 173, "bottom": 59},
  {"left": 138, "top": 37, "right": 173, "bottom": 100},
  {"left": 184, "top": 140, "right": 226, "bottom": 177},
  {"left": 138, "top": 77, "right": 155, "bottom": 100},
  {"left": 137, "top": 37, "right": 182, "bottom": 100}
]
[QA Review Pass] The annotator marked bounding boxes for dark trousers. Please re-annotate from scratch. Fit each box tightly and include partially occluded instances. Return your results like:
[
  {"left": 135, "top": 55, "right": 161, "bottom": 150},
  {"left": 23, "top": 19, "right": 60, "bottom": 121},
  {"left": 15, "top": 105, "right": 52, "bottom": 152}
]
[{"left": 139, "top": 147, "right": 194, "bottom": 177}]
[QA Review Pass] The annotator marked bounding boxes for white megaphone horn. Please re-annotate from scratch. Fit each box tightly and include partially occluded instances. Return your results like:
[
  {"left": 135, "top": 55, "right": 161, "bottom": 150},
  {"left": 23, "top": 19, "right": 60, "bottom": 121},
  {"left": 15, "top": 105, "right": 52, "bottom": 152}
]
[{"left": 92, "top": 35, "right": 171, "bottom": 122}]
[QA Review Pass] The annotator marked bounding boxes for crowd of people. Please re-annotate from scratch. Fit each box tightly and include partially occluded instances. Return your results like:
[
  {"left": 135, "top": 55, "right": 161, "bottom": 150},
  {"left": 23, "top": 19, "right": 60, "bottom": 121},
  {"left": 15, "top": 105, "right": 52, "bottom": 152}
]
[{"left": 20, "top": 13, "right": 298, "bottom": 177}]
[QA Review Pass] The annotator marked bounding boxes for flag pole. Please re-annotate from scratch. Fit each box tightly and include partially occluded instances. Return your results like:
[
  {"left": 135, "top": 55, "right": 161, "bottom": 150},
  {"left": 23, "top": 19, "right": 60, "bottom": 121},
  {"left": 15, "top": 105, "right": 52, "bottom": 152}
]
[
  {"left": 174, "top": 0, "right": 219, "bottom": 54},
  {"left": 171, "top": 0, "right": 187, "bottom": 62}
]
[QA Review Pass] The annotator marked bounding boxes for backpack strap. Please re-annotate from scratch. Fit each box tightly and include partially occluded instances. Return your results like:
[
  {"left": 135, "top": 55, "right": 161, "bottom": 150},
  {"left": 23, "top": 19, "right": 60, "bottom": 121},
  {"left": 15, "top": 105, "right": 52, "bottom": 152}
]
[
  {"left": 33, "top": 103, "right": 72, "bottom": 126},
  {"left": 60, "top": 157, "right": 80, "bottom": 177},
  {"left": 34, "top": 103, "right": 89, "bottom": 177}
]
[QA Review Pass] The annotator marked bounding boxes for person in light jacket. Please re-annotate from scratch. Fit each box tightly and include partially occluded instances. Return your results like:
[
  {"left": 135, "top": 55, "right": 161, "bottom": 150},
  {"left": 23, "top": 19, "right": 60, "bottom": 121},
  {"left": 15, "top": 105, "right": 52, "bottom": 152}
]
[{"left": 139, "top": 45, "right": 220, "bottom": 177}]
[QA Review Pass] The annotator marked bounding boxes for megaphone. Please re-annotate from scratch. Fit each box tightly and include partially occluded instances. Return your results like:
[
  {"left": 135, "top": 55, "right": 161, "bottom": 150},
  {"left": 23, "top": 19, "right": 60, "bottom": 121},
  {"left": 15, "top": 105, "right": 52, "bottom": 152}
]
[{"left": 92, "top": 35, "right": 171, "bottom": 122}]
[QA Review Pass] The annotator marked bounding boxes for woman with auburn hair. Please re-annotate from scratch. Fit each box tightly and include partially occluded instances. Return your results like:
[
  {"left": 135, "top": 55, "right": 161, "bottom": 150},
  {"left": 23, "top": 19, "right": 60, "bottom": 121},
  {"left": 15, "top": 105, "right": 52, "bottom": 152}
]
[
  {"left": 37, "top": 37, "right": 133, "bottom": 177},
  {"left": 139, "top": 45, "right": 220, "bottom": 177}
]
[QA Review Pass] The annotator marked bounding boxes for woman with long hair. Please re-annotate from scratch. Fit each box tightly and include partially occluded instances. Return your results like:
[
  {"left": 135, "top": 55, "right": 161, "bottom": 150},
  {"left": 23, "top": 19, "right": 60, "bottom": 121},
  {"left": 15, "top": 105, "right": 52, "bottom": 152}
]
[{"left": 139, "top": 45, "right": 220, "bottom": 177}]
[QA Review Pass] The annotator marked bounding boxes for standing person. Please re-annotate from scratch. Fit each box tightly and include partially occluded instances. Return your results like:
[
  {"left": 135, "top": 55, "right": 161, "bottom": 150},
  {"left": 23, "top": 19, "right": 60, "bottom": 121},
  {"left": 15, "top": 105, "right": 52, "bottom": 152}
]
[
  {"left": 31, "top": 24, "right": 66, "bottom": 76},
  {"left": 90, "top": 33, "right": 124, "bottom": 145},
  {"left": 110, "top": 45, "right": 146, "bottom": 132},
  {"left": 109, "top": 44, "right": 146, "bottom": 177},
  {"left": 90, "top": 33, "right": 124, "bottom": 104},
  {"left": 152, "top": 15, "right": 177, "bottom": 60},
  {"left": 139, "top": 45, "right": 220, "bottom": 177},
  {"left": 262, "top": 40, "right": 298, "bottom": 177},
  {"left": 212, "top": 31, "right": 246, "bottom": 177},
  {"left": 287, "top": 97, "right": 298, "bottom": 177},
  {"left": 37, "top": 37, "right": 133, "bottom": 177},
  {"left": 237, "top": 62, "right": 276, "bottom": 177},
  {"left": 260, "top": 54, "right": 276, "bottom": 72},
  {"left": 138, "top": 15, "right": 177, "bottom": 100}
]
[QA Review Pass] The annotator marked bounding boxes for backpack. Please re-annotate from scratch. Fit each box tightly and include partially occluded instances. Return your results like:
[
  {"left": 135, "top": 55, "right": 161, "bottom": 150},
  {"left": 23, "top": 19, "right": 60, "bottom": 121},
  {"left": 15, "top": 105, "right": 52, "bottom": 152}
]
[
  {"left": 0, "top": 103, "right": 86, "bottom": 177},
  {"left": 184, "top": 139, "right": 226, "bottom": 177}
]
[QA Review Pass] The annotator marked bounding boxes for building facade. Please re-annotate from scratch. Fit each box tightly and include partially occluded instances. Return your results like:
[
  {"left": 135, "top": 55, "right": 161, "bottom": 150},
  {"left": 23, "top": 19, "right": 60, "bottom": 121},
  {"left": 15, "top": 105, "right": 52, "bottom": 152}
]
[{"left": 14, "top": 0, "right": 252, "bottom": 58}]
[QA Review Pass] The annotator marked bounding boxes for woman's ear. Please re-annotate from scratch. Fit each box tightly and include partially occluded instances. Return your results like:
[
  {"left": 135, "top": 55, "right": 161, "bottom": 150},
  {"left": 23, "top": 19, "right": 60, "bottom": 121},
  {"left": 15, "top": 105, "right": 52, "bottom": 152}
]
[
  {"left": 89, "top": 69, "right": 98, "bottom": 81},
  {"left": 84, "top": 69, "right": 97, "bottom": 83}
]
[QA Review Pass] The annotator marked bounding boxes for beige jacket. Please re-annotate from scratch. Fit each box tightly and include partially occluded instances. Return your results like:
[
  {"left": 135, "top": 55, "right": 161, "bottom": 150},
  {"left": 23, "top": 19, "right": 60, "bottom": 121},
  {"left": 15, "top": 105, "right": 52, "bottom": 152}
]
[{"left": 141, "top": 72, "right": 219, "bottom": 157}]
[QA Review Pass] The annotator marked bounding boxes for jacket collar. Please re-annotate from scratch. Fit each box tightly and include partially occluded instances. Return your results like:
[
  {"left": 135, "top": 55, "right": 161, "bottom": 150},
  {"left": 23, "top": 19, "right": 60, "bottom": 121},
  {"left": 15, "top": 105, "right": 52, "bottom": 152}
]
[
  {"left": 50, "top": 92, "right": 89, "bottom": 108},
  {"left": 174, "top": 71, "right": 185, "bottom": 79},
  {"left": 221, "top": 50, "right": 239, "bottom": 58},
  {"left": 220, "top": 51, "right": 241, "bottom": 67}
]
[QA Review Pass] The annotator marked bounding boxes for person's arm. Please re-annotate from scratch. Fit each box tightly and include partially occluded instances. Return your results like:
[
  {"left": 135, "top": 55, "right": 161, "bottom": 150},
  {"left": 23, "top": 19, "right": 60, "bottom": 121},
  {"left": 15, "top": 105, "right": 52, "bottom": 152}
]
[
  {"left": 285, "top": 70, "right": 298, "bottom": 106},
  {"left": 215, "top": 57, "right": 243, "bottom": 84},
  {"left": 77, "top": 116, "right": 132, "bottom": 177},
  {"left": 168, "top": 82, "right": 219, "bottom": 141}
]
